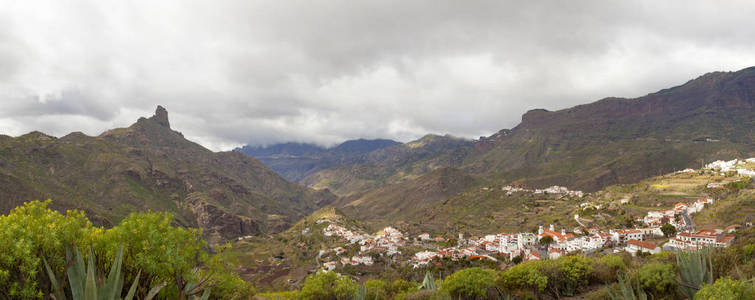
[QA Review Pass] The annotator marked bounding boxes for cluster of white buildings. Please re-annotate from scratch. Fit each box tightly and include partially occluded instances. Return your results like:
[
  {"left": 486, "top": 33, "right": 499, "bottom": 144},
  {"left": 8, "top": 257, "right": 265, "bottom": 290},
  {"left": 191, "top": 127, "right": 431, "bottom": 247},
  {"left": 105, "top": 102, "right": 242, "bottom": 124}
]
[
  {"left": 537, "top": 225, "right": 635, "bottom": 258},
  {"left": 641, "top": 199, "right": 713, "bottom": 228},
  {"left": 666, "top": 229, "right": 736, "bottom": 250},
  {"left": 323, "top": 224, "right": 369, "bottom": 243},
  {"left": 360, "top": 227, "right": 405, "bottom": 256},
  {"left": 502, "top": 185, "right": 585, "bottom": 198},
  {"left": 410, "top": 232, "right": 540, "bottom": 268},
  {"left": 705, "top": 158, "right": 755, "bottom": 177},
  {"left": 339, "top": 256, "right": 374, "bottom": 267},
  {"left": 411, "top": 247, "right": 489, "bottom": 268},
  {"left": 322, "top": 224, "right": 406, "bottom": 271}
]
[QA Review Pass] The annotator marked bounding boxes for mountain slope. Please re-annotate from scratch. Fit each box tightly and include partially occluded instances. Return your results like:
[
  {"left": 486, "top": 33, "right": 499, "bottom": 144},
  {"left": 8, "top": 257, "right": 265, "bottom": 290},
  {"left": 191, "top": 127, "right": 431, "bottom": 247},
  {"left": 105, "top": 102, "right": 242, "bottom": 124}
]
[
  {"left": 464, "top": 68, "right": 755, "bottom": 190},
  {"left": 336, "top": 167, "right": 480, "bottom": 228},
  {"left": 0, "top": 106, "right": 335, "bottom": 242},
  {"left": 304, "top": 67, "right": 755, "bottom": 199},
  {"left": 235, "top": 138, "right": 400, "bottom": 182},
  {"left": 301, "top": 134, "right": 474, "bottom": 196}
]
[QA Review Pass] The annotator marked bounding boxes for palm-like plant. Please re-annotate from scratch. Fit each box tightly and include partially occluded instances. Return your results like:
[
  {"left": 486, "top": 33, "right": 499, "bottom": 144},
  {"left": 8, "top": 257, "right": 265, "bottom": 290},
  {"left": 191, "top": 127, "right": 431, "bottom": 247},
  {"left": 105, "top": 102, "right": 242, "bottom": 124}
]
[
  {"left": 43, "top": 245, "right": 165, "bottom": 300},
  {"left": 676, "top": 247, "right": 714, "bottom": 299}
]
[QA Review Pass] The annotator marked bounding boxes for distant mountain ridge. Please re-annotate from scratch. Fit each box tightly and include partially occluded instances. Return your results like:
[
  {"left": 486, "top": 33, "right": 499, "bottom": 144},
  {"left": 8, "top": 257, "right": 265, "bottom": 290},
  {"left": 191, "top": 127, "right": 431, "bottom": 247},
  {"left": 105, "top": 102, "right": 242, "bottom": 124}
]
[
  {"left": 302, "top": 67, "right": 755, "bottom": 197},
  {"left": 234, "top": 138, "right": 401, "bottom": 182},
  {"left": 0, "top": 106, "right": 335, "bottom": 243},
  {"left": 285, "top": 67, "right": 755, "bottom": 230}
]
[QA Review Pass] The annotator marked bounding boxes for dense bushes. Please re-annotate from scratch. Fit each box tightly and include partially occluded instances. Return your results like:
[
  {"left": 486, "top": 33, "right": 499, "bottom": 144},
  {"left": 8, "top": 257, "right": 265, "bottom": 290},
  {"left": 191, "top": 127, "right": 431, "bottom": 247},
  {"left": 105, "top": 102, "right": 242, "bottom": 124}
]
[
  {"left": 298, "top": 271, "right": 358, "bottom": 300},
  {"left": 366, "top": 279, "right": 417, "bottom": 299},
  {"left": 695, "top": 277, "right": 755, "bottom": 300},
  {"left": 589, "top": 254, "right": 628, "bottom": 283},
  {"left": 441, "top": 267, "right": 496, "bottom": 299},
  {"left": 637, "top": 262, "right": 676, "bottom": 297},
  {"left": 0, "top": 200, "right": 254, "bottom": 300},
  {"left": 497, "top": 255, "right": 595, "bottom": 298},
  {"left": 497, "top": 261, "right": 547, "bottom": 298},
  {"left": 0, "top": 200, "right": 100, "bottom": 298}
]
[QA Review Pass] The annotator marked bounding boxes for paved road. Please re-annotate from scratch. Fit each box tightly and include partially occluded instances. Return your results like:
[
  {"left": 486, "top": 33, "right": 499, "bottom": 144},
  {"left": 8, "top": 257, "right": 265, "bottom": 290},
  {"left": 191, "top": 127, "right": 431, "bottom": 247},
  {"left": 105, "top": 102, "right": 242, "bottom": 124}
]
[{"left": 682, "top": 212, "right": 695, "bottom": 232}]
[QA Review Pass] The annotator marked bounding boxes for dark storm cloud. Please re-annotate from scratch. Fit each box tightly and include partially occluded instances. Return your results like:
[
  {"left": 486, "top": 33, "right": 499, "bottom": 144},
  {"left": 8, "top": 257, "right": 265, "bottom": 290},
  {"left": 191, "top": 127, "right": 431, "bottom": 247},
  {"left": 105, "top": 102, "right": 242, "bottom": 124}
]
[{"left": 1, "top": 1, "right": 755, "bottom": 150}]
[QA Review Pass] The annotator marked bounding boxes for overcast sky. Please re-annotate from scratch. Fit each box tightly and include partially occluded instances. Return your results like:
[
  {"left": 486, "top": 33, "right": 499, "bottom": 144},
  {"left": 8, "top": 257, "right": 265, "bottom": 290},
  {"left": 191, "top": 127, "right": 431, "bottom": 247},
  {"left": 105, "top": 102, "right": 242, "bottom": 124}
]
[{"left": 2, "top": 1, "right": 755, "bottom": 150}]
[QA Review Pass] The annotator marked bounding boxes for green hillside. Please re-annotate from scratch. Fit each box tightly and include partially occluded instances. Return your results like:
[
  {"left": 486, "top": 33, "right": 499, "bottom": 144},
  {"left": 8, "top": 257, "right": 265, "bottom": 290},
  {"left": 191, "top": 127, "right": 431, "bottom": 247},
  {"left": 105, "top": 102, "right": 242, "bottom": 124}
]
[
  {"left": 0, "top": 106, "right": 335, "bottom": 243},
  {"left": 302, "top": 67, "right": 755, "bottom": 203}
]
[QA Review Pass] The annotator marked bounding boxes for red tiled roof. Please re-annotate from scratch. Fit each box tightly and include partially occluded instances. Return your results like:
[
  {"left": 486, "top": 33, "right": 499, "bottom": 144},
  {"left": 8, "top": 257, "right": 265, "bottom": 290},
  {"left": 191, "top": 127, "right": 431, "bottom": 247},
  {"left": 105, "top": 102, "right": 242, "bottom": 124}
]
[
  {"left": 627, "top": 239, "right": 657, "bottom": 250},
  {"left": 718, "top": 235, "right": 735, "bottom": 244}
]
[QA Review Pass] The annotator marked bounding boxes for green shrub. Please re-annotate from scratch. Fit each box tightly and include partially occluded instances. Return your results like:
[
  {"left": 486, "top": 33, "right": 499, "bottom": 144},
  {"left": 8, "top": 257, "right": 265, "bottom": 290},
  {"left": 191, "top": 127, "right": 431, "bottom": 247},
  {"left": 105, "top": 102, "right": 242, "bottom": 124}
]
[
  {"left": 97, "top": 212, "right": 210, "bottom": 299},
  {"left": 638, "top": 262, "right": 676, "bottom": 296},
  {"left": 298, "top": 271, "right": 357, "bottom": 300},
  {"left": 0, "top": 200, "right": 100, "bottom": 298},
  {"left": 388, "top": 279, "right": 417, "bottom": 296},
  {"left": 743, "top": 244, "right": 755, "bottom": 259},
  {"left": 695, "top": 277, "right": 755, "bottom": 300},
  {"left": 590, "top": 255, "right": 627, "bottom": 284},
  {"left": 553, "top": 256, "right": 592, "bottom": 296},
  {"left": 498, "top": 261, "right": 547, "bottom": 298},
  {"left": 0, "top": 201, "right": 255, "bottom": 300},
  {"left": 365, "top": 279, "right": 388, "bottom": 299},
  {"left": 441, "top": 267, "right": 496, "bottom": 299}
]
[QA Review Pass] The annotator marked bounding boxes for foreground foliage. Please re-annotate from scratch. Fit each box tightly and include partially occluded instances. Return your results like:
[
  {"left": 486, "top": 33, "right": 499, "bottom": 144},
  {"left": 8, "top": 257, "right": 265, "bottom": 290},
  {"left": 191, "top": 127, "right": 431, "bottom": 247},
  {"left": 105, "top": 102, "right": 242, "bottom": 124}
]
[{"left": 0, "top": 200, "right": 254, "bottom": 300}]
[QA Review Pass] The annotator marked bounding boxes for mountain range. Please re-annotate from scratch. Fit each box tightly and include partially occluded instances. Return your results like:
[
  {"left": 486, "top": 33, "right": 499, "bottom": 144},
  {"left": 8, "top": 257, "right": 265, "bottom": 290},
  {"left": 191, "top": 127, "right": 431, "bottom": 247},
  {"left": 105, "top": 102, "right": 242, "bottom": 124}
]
[
  {"left": 241, "top": 67, "right": 755, "bottom": 231},
  {"left": 1, "top": 67, "right": 753, "bottom": 244},
  {"left": 234, "top": 139, "right": 400, "bottom": 182}
]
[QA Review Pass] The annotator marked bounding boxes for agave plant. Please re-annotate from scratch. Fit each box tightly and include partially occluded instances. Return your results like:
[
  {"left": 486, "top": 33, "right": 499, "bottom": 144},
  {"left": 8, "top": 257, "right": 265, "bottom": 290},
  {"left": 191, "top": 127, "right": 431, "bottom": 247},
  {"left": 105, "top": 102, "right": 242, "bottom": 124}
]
[
  {"left": 43, "top": 245, "right": 165, "bottom": 300},
  {"left": 676, "top": 247, "right": 714, "bottom": 299},
  {"left": 353, "top": 284, "right": 367, "bottom": 300},
  {"left": 608, "top": 273, "right": 647, "bottom": 300},
  {"left": 419, "top": 271, "right": 436, "bottom": 290}
]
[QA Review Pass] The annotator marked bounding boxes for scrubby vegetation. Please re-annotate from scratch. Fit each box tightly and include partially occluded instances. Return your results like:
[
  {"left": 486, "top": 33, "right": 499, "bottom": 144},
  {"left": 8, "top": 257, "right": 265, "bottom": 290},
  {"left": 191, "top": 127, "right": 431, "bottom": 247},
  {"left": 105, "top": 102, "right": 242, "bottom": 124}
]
[{"left": 0, "top": 200, "right": 254, "bottom": 300}]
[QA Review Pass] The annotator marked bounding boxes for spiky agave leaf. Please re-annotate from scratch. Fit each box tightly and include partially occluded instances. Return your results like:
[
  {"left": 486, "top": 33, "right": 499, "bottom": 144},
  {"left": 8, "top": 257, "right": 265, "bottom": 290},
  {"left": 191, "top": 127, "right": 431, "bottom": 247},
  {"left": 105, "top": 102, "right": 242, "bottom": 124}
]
[
  {"left": 84, "top": 247, "right": 97, "bottom": 300},
  {"left": 677, "top": 247, "right": 713, "bottom": 299},
  {"left": 100, "top": 245, "right": 125, "bottom": 300},
  {"left": 67, "top": 247, "right": 87, "bottom": 300},
  {"left": 123, "top": 271, "right": 140, "bottom": 300},
  {"left": 420, "top": 271, "right": 436, "bottom": 290},
  {"left": 145, "top": 282, "right": 167, "bottom": 300},
  {"left": 609, "top": 273, "right": 647, "bottom": 300},
  {"left": 42, "top": 256, "right": 67, "bottom": 300}
]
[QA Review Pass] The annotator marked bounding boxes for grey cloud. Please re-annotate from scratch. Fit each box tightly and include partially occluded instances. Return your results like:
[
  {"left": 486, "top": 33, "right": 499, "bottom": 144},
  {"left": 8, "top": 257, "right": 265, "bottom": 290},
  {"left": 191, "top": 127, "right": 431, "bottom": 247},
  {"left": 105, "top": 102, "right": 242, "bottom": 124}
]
[{"left": 1, "top": 1, "right": 755, "bottom": 150}]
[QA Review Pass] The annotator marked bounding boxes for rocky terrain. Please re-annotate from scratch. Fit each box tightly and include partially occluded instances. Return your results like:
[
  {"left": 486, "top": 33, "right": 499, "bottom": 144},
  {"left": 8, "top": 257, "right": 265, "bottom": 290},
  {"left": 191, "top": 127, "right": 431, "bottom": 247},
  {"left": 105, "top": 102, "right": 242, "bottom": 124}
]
[{"left": 0, "top": 106, "right": 335, "bottom": 243}]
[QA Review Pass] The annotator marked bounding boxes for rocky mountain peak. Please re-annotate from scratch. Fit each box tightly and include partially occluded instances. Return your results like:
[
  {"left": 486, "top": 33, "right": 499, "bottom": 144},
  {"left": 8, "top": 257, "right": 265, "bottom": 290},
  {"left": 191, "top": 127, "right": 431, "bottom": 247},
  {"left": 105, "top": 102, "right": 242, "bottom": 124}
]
[{"left": 150, "top": 105, "right": 170, "bottom": 128}]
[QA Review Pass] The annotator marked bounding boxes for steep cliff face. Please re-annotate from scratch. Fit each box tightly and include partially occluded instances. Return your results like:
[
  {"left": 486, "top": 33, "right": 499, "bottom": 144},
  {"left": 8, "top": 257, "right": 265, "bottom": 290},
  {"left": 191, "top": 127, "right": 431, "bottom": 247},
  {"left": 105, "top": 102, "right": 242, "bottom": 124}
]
[{"left": 0, "top": 106, "right": 335, "bottom": 241}]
